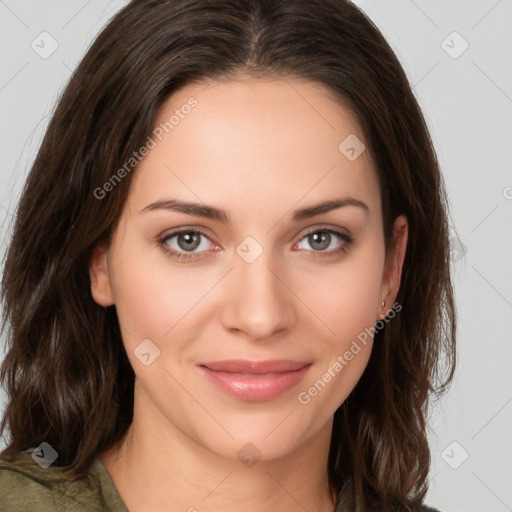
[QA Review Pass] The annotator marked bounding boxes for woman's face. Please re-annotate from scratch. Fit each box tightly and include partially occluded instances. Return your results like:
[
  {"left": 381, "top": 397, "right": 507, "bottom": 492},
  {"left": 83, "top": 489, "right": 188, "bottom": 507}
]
[{"left": 90, "top": 76, "right": 407, "bottom": 462}]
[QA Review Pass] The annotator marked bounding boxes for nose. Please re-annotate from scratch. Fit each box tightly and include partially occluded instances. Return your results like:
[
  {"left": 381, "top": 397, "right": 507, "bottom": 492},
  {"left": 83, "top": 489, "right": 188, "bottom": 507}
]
[{"left": 220, "top": 249, "right": 296, "bottom": 341}]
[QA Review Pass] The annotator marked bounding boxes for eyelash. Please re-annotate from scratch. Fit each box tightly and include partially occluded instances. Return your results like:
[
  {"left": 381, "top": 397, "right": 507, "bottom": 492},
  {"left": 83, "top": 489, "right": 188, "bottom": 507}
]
[{"left": 158, "top": 226, "right": 353, "bottom": 262}]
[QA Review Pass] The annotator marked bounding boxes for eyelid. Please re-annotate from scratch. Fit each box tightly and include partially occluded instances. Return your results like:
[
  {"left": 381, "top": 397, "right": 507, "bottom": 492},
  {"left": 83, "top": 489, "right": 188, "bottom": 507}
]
[
  {"left": 298, "top": 223, "right": 351, "bottom": 239},
  {"left": 159, "top": 225, "right": 216, "bottom": 243}
]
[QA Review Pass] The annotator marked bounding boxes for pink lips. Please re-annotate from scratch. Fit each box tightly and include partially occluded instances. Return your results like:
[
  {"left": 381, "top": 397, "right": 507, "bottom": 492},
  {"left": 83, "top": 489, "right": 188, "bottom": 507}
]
[{"left": 198, "top": 359, "right": 312, "bottom": 401}]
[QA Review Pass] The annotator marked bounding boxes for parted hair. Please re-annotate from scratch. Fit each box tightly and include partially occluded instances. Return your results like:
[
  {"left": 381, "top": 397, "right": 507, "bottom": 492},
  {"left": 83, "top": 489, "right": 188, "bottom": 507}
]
[{"left": 0, "top": 1, "right": 456, "bottom": 510}]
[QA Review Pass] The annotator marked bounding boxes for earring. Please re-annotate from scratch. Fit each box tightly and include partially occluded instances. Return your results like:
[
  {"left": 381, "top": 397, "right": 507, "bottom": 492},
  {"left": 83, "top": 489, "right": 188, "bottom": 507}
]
[{"left": 381, "top": 301, "right": 385, "bottom": 308}]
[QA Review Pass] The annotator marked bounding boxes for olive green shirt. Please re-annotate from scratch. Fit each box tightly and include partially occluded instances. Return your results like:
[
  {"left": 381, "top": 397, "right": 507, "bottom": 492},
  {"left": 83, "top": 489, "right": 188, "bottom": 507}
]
[
  {"left": 0, "top": 452, "right": 128, "bottom": 512},
  {"left": 0, "top": 451, "right": 441, "bottom": 511}
]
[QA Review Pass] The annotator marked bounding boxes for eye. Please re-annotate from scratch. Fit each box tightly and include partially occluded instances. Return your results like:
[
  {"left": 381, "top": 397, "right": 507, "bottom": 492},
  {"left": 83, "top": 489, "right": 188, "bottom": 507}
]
[
  {"left": 159, "top": 229, "right": 217, "bottom": 261},
  {"left": 294, "top": 227, "right": 353, "bottom": 257},
  {"left": 158, "top": 226, "right": 353, "bottom": 262}
]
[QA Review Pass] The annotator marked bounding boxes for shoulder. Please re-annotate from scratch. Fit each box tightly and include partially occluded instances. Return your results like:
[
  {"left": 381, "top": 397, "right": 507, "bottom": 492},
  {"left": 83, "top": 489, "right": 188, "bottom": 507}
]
[{"left": 0, "top": 450, "right": 128, "bottom": 512}]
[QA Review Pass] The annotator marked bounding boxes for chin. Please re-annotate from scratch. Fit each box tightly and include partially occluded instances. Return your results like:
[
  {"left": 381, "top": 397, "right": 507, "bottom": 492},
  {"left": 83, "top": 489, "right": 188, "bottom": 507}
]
[{"left": 193, "top": 414, "right": 314, "bottom": 464}]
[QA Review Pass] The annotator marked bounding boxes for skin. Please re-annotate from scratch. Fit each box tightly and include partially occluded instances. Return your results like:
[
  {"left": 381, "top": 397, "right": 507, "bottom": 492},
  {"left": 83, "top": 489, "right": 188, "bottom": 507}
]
[{"left": 90, "top": 75, "right": 408, "bottom": 512}]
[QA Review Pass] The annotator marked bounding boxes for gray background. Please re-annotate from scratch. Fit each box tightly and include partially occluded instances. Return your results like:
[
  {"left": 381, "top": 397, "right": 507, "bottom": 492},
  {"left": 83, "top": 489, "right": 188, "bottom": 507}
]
[{"left": 1, "top": 1, "right": 511, "bottom": 510}]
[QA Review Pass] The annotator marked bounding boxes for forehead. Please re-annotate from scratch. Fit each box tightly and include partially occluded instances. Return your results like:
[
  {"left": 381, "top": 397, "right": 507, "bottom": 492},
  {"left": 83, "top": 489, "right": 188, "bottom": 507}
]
[{"left": 127, "top": 76, "right": 380, "bottom": 221}]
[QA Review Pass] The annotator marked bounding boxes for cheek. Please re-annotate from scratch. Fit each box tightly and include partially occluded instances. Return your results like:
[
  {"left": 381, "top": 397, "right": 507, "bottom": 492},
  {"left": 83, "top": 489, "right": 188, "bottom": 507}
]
[
  {"left": 311, "top": 250, "right": 384, "bottom": 345},
  {"left": 108, "top": 235, "right": 200, "bottom": 347},
  {"left": 297, "top": 243, "right": 383, "bottom": 405}
]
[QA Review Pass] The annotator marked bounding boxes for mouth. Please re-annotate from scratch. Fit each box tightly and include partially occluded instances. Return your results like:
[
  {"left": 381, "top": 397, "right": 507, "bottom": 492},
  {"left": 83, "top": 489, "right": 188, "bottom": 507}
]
[{"left": 197, "top": 359, "right": 313, "bottom": 402}]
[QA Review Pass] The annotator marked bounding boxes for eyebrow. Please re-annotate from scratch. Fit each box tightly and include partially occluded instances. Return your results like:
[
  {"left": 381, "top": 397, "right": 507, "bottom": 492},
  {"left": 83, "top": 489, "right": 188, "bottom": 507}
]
[{"left": 141, "top": 196, "right": 369, "bottom": 223}]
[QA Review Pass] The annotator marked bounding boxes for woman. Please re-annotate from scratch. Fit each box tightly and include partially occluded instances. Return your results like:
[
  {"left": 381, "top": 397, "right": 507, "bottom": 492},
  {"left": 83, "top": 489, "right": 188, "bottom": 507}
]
[{"left": 0, "top": 0, "right": 455, "bottom": 510}]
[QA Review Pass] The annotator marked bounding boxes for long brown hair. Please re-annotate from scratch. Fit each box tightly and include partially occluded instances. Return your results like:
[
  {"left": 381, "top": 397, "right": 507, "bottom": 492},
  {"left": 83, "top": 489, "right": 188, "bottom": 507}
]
[{"left": 0, "top": 1, "right": 456, "bottom": 510}]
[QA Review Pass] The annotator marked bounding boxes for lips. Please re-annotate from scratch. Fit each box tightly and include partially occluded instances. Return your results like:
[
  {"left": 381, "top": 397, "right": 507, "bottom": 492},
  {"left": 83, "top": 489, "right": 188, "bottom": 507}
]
[
  {"left": 198, "top": 359, "right": 312, "bottom": 401},
  {"left": 200, "top": 359, "right": 310, "bottom": 374}
]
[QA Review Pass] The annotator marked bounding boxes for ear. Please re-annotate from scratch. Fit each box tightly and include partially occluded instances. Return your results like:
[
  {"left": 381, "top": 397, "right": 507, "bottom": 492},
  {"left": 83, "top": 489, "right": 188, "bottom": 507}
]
[
  {"left": 89, "top": 242, "right": 115, "bottom": 306},
  {"left": 378, "top": 215, "right": 408, "bottom": 319}
]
